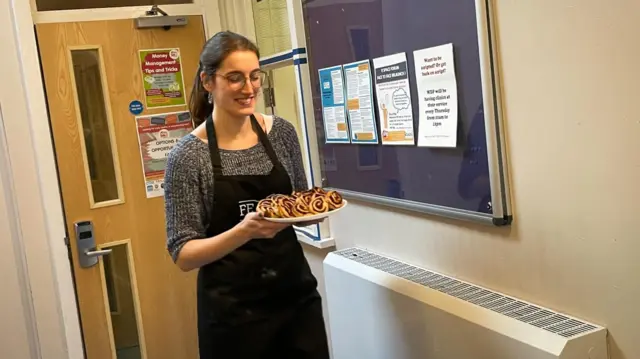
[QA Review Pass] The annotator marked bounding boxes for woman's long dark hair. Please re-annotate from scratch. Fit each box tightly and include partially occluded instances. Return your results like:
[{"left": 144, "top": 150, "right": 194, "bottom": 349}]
[{"left": 189, "top": 31, "right": 260, "bottom": 127}]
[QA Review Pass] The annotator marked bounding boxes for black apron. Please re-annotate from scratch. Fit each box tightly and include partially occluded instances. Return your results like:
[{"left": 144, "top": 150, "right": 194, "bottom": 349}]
[{"left": 197, "top": 114, "right": 330, "bottom": 359}]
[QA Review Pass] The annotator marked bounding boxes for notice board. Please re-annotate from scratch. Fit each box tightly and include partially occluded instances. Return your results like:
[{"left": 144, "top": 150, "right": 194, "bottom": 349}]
[{"left": 302, "top": 0, "right": 512, "bottom": 225}]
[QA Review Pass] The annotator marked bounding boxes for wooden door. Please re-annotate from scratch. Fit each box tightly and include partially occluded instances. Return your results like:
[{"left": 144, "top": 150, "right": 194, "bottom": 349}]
[{"left": 36, "top": 18, "right": 205, "bottom": 359}]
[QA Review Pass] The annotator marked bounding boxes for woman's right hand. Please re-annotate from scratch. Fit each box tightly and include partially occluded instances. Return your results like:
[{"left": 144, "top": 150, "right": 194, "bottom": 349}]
[{"left": 236, "top": 212, "right": 291, "bottom": 240}]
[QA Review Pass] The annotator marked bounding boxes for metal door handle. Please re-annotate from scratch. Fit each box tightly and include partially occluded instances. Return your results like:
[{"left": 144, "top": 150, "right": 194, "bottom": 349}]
[
  {"left": 85, "top": 249, "right": 112, "bottom": 258},
  {"left": 79, "top": 247, "right": 112, "bottom": 268}
]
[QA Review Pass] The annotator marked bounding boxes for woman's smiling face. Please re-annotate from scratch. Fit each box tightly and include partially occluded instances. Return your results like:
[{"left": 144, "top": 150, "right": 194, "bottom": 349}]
[{"left": 205, "top": 50, "right": 265, "bottom": 117}]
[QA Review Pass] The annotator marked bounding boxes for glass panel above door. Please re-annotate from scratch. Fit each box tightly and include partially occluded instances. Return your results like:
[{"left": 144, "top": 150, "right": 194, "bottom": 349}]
[
  {"left": 252, "top": 0, "right": 292, "bottom": 57},
  {"left": 36, "top": 0, "right": 192, "bottom": 12}
]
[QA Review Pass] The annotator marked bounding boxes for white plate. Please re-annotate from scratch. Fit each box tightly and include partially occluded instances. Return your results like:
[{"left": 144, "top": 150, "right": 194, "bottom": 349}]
[{"left": 262, "top": 200, "right": 348, "bottom": 223}]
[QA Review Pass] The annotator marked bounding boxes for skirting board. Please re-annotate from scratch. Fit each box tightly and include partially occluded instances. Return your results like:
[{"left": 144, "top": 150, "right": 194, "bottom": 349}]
[{"left": 296, "top": 234, "right": 336, "bottom": 249}]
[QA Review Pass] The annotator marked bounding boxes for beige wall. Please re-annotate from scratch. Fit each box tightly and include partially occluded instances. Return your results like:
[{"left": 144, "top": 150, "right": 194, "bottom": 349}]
[
  {"left": 272, "top": 66, "right": 306, "bottom": 157},
  {"left": 4, "top": 0, "right": 637, "bottom": 358},
  {"left": 327, "top": 1, "right": 640, "bottom": 358}
]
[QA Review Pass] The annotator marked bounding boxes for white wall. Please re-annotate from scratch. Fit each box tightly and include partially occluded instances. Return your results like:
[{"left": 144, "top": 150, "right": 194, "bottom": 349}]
[
  {"left": 230, "top": 1, "right": 336, "bottom": 343},
  {"left": 329, "top": 1, "right": 640, "bottom": 358},
  {"left": 1, "top": 0, "right": 83, "bottom": 357},
  {"left": 0, "top": 111, "right": 37, "bottom": 359},
  {"left": 269, "top": 64, "right": 334, "bottom": 350},
  {"left": 1, "top": 1, "right": 223, "bottom": 357}
]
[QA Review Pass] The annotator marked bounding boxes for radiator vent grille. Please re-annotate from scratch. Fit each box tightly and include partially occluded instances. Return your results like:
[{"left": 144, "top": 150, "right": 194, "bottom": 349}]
[{"left": 335, "top": 248, "right": 599, "bottom": 339}]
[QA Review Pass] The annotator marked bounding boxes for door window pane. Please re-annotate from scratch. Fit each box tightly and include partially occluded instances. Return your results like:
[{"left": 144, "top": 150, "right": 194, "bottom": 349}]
[
  {"left": 70, "top": 49, "right": 121, "bottom": 205},
  {"left": 36, "top": 0, "right": 192, "bottom": 12},
  {"left": 102, "top": 243, "right": 143, "bottom": 359}
]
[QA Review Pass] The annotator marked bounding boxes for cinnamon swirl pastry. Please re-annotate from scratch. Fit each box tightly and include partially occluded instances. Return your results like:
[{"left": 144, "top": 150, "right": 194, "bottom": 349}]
[
  {"left": 276, "top": 197, "right": 297, "bottom": 218},
  {"left": 325, "top": 190, "right": 344, "bottom": 210},
  {"left": 295, "top": 191, "right": 314, "bottom": 206},
  {"left": 257, "top": 199, "right": 280, "bottom": 218},
  {"left": 309, "top": 186, "right": 327, "bottom": 196},
  {"left": 309, "top": 195, "right": 329, "bottom": 214},
  {"left": 259, "top": 188, "right": 344, "bottom": 218},
  {"left": 266, "top": 194, "right": 289, "bottom": 202},
  {"left": 292, "top": 202, "right": 312, "bottom": 217}
]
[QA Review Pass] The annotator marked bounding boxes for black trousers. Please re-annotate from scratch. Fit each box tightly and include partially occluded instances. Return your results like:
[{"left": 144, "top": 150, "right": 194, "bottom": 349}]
[{"left": 199, "top": 297, "right": 330, "bottom": 359}]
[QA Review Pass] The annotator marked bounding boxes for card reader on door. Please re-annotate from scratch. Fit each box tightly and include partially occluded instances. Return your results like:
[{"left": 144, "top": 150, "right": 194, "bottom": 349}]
[{"left": 74, "top": 221, "right": 112, "bottom": 268}]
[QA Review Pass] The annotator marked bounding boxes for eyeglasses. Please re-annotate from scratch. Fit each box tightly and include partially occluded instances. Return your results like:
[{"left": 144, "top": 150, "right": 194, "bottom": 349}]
[{"left": 215, "top": 70, "right": 267, "bottom": 91}]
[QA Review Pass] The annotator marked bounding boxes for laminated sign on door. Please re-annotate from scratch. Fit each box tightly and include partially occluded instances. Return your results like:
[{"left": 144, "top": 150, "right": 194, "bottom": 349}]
[{"left": 139, "top": 48, "right": 187, "bottom": 108}]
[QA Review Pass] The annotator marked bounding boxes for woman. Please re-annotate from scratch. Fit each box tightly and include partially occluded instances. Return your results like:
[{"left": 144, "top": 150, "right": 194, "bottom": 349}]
[{"left": 164, "top": 31, "right": 330, "bottom": 359}]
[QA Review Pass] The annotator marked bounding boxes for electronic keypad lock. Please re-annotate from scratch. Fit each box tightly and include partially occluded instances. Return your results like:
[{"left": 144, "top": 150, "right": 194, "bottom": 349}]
[{"left": 74, "top": 221, "right": 112, "bottom": 269}]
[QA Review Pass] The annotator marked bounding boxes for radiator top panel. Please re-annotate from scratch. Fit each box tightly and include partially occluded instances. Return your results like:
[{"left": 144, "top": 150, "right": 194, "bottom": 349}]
[{"left": 335, "top": 248, "right": 599, "bottom": 339}]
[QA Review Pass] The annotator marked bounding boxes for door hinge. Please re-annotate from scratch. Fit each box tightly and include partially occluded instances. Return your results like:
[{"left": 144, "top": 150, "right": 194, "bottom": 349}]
[
  {"left": 263, "top": 87, "right": 276, "bottom": 108},
  {"left": 64, "top": 236, "right": 73, "bottom": 260},
  {"left": 145, "top": 5, "right": 168, "bottom": 16}
]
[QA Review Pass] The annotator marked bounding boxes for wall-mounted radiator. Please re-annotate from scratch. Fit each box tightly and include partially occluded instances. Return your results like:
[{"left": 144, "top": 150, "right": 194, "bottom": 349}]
[{"left": 324, "top": 248, "right": 608, "bottom": 359}]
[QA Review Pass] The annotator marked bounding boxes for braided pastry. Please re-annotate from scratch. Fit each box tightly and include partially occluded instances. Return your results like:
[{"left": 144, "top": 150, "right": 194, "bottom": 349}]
[{"left": 257, "top": 188, "right": 344, "bottom": 219}]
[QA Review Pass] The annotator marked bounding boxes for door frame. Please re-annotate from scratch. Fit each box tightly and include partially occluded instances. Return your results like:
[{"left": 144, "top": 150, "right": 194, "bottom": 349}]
[
  {"left": 2, "top": 1, "right": 220, "bottom": 358},
  {"left": 249, "top": 0, "right": 333, "bottom": 244}
]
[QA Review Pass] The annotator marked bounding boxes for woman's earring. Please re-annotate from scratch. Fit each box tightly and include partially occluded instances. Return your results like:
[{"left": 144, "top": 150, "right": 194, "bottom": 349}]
[{"left": 207, "top": 92, "right": 213, "bottom": 104}]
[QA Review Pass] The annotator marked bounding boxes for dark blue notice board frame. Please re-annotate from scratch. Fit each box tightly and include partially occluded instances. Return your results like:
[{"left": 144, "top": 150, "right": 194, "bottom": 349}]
[{"left": 302, "top": 0, "right": 512, "bottom": 225}]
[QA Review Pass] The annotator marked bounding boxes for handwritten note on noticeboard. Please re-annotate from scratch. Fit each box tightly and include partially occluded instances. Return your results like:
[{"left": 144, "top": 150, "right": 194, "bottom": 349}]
[
  {"left": 323, "top": 147, "right": 338, "bottom": 172},
  {"left": 373, "top": 52, "right": 415, "bottom": 145},
  {"left": 413, "top": 43, "right": 459, "bottom": 147},
  {"left": 136, "top": 111, "right": 193, "bottom": 198},
  {"left": 318, "top": 66, "right": 350, "bottom": 143},
  {"left": 139, "top": 48, "right": 187, "bottom": 109},
  {"left": 343, "top": 60, "right": 379, "bottom": 144}
]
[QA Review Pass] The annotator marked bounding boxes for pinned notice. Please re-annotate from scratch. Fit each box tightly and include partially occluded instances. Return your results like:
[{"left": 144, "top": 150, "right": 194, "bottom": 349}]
[
  {"left": 343, "top": 60, "right": 379, "bottom": 144},
  {"left": 413, "top": 43, "right": 459, "bottom": 147},
  {"left": 373, "top": 52, "right": 415, "bottom": 145},
  {"left": 136, "top": 111, "right": 193, "bottom": 198},
  {"left": 318, "top": 66, "right": 350, "bottom": 143},
  {"left": 139, "top": 48, "right": 187, "bottom": 109}
]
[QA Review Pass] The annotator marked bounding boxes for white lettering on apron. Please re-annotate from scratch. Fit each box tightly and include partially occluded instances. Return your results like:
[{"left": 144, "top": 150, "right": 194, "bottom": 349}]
[{"left": 238, "top": 200, "right": 259, "bottom": 218}]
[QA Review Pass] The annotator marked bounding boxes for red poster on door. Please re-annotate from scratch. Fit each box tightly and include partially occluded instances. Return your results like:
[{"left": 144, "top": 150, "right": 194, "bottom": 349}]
[{"left": 135, "top": 111, "right": 193, "bottom": 198}]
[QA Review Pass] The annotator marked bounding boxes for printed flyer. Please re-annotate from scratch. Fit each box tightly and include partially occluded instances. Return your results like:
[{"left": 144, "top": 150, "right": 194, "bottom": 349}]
[
  {"left": 372, "top": 52, "right": 415, "bottom": 145},
  {"left": 413, "top": 43, "right": 459, "bottom": 147},
  {"left": 318, "top": 65, "right": 350, "bottom": 143},
  {"left": 343, "top": 60, "right": 379, "bottom": 144},
  {"left": 136, "top": 111, "right": 193, "bottom": 198},
  {"left": 139, "top": 48, "right": 186, "bottom": 108}
]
